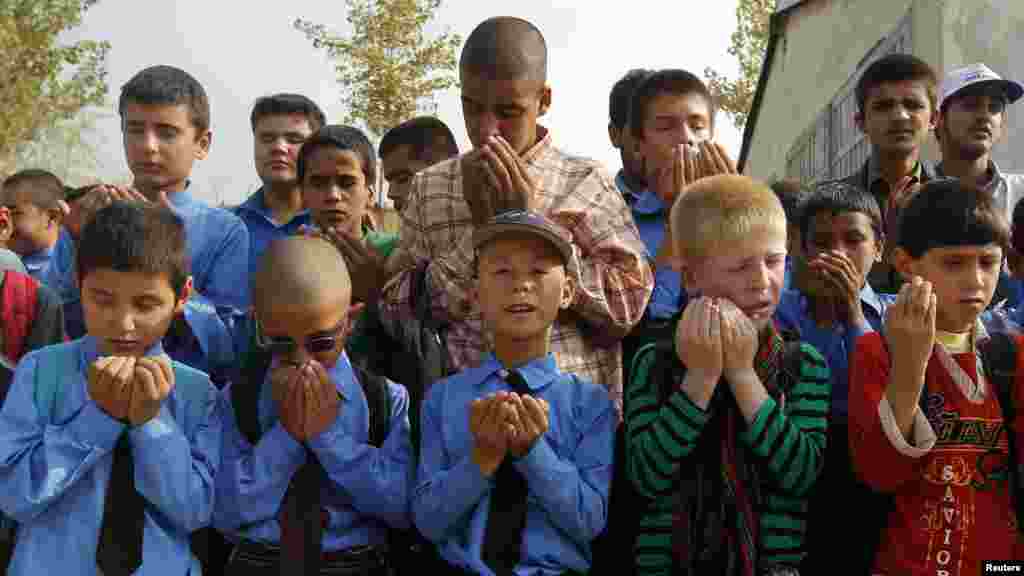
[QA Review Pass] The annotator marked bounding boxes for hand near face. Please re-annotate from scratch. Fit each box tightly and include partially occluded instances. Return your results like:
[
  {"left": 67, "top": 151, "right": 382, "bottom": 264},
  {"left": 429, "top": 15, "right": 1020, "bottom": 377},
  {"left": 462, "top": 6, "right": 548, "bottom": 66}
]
[
  {"left": 316, "top": 228, "right": 388, "bottom": 305},
  {"left": 88, "top": 356, "right": 136, "bottom": 422},
  {"left": 301, "top": 360, "right": 341, "bottom": 441},
  {"left": 270, "top": 362, "right": 306, "bottom": 441},
  {"left": 505, "top": 393, "right": 550, "bottom": 458},
  {"left": 645, "top": 144, "right": 700, "bottom": 206},
  {"left": 462, "top": 150, "right": 499, "bottom": 228},
  {"left": 479, "top": 135, "right": 540, "bottom": 214},
  {"left": 808, "top": 250, "right": 867, "bottom": 325},
  {"left": 127, "top": 355, "right": 175, "bottom": 426},
  {"left": 718, "top": 299, "right": 759, "bottom": 382},
  {"left": 675, "top": 297, "right": 724, "bottom": 385},
  {"left": 884, "top": 275, "right": 937, "bottom": 376}
]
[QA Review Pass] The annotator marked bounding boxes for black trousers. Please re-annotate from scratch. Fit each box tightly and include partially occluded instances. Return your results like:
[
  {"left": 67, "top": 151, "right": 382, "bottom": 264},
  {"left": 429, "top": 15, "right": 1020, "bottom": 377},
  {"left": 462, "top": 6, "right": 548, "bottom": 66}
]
[{"left": 224, "top": 541, "right": 390, "bottom": 576}]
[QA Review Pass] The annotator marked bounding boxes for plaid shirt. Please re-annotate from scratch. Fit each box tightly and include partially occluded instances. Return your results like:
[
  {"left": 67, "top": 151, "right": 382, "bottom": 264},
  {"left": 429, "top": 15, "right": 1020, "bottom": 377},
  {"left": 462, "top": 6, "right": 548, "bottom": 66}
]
[{"left": 379, "top": 127, "right": 653, "bottom": 414}]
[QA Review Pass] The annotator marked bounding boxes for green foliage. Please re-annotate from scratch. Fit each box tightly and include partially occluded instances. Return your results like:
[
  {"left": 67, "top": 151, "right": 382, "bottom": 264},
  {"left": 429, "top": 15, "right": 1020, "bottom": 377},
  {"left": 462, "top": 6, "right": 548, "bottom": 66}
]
[
  {"left": 704, "top": 0, "right": 773, "bottom": 129},
  {"left": 0, "top": 0, "right": 109, "bottom": 177},
  {"left": 295, "top": 0, "right": 461, "bottom": 138}
]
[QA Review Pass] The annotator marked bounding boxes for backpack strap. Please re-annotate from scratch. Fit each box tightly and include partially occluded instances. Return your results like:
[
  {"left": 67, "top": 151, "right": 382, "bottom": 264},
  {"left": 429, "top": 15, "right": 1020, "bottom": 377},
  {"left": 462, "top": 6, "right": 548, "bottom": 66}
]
[
  {"left": 32, "top": 342, "right": 78, "bottom": 422},
  {"left": 3, "top": 271, "right": 39, "bottom": 362},
  {"left": 352, "top": 363, "right": 391, "bottom": 448},
  {"left": 231, "top": 332, "right": 274, "bottom": 445},
  {"left": 978, "top": 331, "right": 1024, "bottom": 534}
]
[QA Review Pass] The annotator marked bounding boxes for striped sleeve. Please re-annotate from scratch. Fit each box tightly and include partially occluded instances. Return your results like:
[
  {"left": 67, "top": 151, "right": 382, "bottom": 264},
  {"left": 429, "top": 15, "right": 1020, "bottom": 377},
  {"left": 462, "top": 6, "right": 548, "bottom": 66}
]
[
  {"left": 742, "top": 343, "right": 831, "bottom": 496},
  {"left": 625, "top": 348, "right": 712, "bottom": 499}
]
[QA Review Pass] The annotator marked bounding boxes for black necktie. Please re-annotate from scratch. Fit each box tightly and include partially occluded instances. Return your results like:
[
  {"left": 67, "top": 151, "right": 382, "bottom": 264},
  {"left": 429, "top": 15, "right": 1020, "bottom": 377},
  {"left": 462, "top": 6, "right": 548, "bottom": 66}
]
[
  {"left": 97, "top": 434, "right": 145, "bottom": 575},
  {"left": 481, "top": 370, "right": 530, "bottom": 576},
  {"left": 278, "top": 451, "right": 325, "bottom": 575}
]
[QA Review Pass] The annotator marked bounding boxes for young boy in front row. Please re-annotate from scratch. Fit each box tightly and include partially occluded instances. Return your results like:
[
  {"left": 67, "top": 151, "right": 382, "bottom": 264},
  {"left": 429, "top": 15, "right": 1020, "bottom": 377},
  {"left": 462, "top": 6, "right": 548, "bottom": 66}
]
[
  {"left": 0, "top": 201, "right": 222, "bottom": 576},
  {"left": 214, "top": 236, "right": 411, "bottom": 576},
  {"left": 849, "top": 180, "right": 1024, "bottom": 574},
  {"left": 626, "top": 175, "right": 830, "bottom": 575},
  {"left": 412, "top": 211, "right": 616, "bottom": 575},
  {"left": 773, "top": 182, "right": 895, "bottom": 574}
]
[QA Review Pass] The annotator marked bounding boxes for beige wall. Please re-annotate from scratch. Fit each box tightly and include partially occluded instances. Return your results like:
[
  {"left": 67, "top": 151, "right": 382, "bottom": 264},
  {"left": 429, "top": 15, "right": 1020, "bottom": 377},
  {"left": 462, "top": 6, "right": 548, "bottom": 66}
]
[
  {"left": 745, "top": 0, "right": 926, "bottom": 181},
  {"left": 938, "top": 0, "right": 1024, "bottom": 173},
  {"left": 746, "top": 0, "right": 1024, "bottom": 181}
]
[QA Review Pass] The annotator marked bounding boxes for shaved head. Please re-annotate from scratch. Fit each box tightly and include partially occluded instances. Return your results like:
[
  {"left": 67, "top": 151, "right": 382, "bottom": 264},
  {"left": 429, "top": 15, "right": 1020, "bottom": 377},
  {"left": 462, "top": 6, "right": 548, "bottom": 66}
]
[
  {"left": 253, "top": 236, "right": 352, "bottom": 316},
  {"left": 460, "top": 17, "right": 547, "bottom": 82}
]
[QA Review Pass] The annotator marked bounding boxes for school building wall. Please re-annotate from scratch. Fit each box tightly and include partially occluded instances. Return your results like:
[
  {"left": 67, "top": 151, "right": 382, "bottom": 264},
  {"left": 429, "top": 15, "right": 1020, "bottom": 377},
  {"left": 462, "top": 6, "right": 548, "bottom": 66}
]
[{"left": 743, "top": 0, "right": 1024, "bottom": 185}]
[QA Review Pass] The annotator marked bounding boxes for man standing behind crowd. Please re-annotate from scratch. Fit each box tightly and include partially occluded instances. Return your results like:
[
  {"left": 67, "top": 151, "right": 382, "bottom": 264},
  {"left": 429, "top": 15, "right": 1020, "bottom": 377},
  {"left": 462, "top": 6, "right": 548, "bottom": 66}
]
[
  {"left": 842, "top": 54, "right": 939, "bottom": 293},
  {"left": 374, "top": 16, "right": 653, "bottom": 412},
  {"left": 934, "top": 64, "right": 1024, "bottom": 307},
  {"left": 233, "top": 94, "right": 325, "bottom": 281},
  {"left": 380, "top": 116, "right": 459, "bottom": 213}
]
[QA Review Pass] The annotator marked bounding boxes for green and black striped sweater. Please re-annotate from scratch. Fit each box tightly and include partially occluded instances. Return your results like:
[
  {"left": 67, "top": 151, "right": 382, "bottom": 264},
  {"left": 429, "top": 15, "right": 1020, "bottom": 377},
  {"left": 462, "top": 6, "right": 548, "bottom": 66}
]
[{"left": 624, "top": 343, "right": 830, "bottom": 575}]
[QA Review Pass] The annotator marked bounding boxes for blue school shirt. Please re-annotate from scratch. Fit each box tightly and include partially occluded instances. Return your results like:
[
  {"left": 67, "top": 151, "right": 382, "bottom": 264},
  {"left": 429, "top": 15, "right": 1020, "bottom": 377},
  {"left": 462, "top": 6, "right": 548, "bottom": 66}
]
[
  {"left": 412, "top": 353, "right": 615, "bottom": 576},
  {"left": 233, "top": 188, "right": 312, "bottom": 283},
  {"left": 616, "top": 172, "right": 684, "bottom": 320},
  {"left": 0, "top": 336, "right": 222, "bottom": 576},
  {"left": 44, "top": 187, "right": 252, "bottom": 310},
  {"left": 214, "top": 352, "right": 412, "bottom": 550},
  {"left": 21, "top": 241, "right": 56, "bottom": 283},
  {"left": 164, "top": 295, "right": 244, "bottom": 384},
  {"left": 774, "top": 285, "right": 894, "bottom": 416}
]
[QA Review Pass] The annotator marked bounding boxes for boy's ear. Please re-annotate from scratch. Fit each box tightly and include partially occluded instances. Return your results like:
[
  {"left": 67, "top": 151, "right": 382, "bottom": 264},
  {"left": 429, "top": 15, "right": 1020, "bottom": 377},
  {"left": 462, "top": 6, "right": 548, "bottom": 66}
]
[
  {"left": 174, "top": 276, "right": 194, "bottom": 315},
  {"left": 47, "top": 205, "right": 65, "bottom": 228},
  {"left": 891, "top": 247, "right": 914, "bottom": 277},
  {"left": 538, "top": 85, "right": 552, "bottom": 117},
  {"left": 194, "top": 130, "right": 212, "bottom": 161},
  {"left": 348, "top": 301, "right": 366, "bottom": 318},
  {"left": 560, "top": 272, "right": 577, "bottom": 310},
  {"left": 854, "top": 111, "right": 865, "bottom": 133},
  {"left": 680, "top": 257, "right": 700, "bottom": 294},
  {"left": 608, "top": 124, "right": 622, "bottom": 149},
  {"left": 875, "top": 233, "right": 886, "bottom": 263}
]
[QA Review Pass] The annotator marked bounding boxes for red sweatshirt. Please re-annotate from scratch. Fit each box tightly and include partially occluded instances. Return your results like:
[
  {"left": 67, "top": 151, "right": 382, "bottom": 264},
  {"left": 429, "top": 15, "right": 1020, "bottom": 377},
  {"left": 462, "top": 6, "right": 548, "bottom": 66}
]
[{"left": 849, "top": 332, "right": 1024, "bottom": 575}]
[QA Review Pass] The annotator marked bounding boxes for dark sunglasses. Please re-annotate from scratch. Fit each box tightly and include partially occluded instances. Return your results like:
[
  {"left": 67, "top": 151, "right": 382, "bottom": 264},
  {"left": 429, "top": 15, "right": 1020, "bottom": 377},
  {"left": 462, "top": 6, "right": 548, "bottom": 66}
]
[{"left": 255, "top": 316, "right": 350, "bottom": 356}]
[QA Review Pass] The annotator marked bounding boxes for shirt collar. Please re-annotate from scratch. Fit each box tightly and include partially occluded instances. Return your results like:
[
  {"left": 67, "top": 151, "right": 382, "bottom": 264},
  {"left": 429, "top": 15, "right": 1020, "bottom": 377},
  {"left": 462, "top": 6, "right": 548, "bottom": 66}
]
[
  {"left": 78, "top": 334, "right": 167, "bottom": 368},
  {"left": 327, "top": 352, "right": 357, "bottom": 399},
  {"left": 238, "top": 187, "right": 311, "bottom": 220},
  {"left": 866, "top": 155, "right": 926, "bottom": 188},
  {"left": 615, "top": 171, "right": 666, "bottom": 215},
  {"left": 859, "top": 282, "right": 886, "bottom": 316},
  {"left": 475, "top": 352, "right": 561, "bottom": 392},
  {"left": 935, "top": 159, "right": 1003, "bottom": 191}
]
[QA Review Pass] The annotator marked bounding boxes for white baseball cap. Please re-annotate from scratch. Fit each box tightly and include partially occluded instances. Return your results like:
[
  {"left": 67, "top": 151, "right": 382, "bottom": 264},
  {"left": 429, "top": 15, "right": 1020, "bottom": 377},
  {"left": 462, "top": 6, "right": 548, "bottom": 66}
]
[{"left": 939, "top": 63, "right": 1024, "bottom": 110}]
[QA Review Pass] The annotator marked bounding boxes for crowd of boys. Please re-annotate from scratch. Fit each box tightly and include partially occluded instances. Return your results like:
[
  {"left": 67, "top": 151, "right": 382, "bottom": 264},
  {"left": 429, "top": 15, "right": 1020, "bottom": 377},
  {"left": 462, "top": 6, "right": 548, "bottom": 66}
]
[{"left": 0, "top": 13, "right": 1020, "bottom": 576}]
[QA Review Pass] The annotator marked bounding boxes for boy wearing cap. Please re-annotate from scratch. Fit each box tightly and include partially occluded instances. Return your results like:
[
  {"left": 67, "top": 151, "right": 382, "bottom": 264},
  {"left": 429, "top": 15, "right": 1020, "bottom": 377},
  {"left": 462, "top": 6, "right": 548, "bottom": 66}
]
[
  {"left": 412, "top": 210, "right": 615, "bottom": 576},
  {"left": 935, "top": 63, "right": 1024, "bottom": 308}
]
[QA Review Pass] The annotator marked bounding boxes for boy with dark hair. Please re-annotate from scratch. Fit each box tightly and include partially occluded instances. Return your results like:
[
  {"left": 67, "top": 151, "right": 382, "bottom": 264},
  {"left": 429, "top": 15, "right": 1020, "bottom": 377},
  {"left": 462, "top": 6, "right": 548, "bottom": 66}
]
[
  {"left": 1, "top": 169, "right": 67, "bottom": 282},
  {"left": 413, "top": 210, "right": 615, "bottom": 575},
  {"left": 377, "top": 17, "right": 653, "bottom": 415},
  {"left": 842, "top": 53, "right": 939, "bottom": 293},
  {"left": 850, "top": 179, "right": 1024, "bottom": 573},
  {"left": 769, "top": 178, "right": 809, "bottom": 290},
  {"left": 234, "top": 93, "right": 326, "bottom": 278},
  {"left": 621, "top": 67, "right": 737, "bottom": 370},
  {"left": 608, "top": 68, "right": 651, "bottom": 196},
  {"left": 214, "top": 235, "right": 411, "bottom": 576},
  {"left": 47, "top": 65, "right": 251, "bottom": 316},
  {"left": 0, "top": 204, "right": 64, "bottom": 397},
  {"left": 773, "top": 181, "right": 895, "bottom": 574},
  {"left": 379, "top": 116, "right": 460, "bottom": 212},
  {"left": 626, "top": 175, "right": 830, "bottom": 575},
  {"left": 0, "top": 201, "right": 222, "bottom": 576}
]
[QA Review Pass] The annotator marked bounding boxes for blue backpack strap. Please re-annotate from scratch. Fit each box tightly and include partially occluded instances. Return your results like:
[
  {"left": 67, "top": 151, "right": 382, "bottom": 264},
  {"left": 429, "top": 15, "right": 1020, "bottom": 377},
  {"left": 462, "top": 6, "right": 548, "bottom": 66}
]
[
  {"left": 32, "top": 342, "right": 80, "bottom": 422},
  {"left": 168, "top": 359, "right": 215, "bottom": 432}
]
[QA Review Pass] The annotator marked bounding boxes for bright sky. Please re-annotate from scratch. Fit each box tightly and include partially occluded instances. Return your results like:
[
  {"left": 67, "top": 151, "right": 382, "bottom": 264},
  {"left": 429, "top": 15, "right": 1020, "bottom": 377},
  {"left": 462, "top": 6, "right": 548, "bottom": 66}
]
[{"left": 75, "top": 0, "right": 743, "bottom": 206}]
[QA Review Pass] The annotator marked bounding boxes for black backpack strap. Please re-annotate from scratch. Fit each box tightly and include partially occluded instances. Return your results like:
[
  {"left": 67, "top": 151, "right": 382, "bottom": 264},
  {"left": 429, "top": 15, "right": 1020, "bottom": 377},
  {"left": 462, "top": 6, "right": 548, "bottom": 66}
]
[
  {"left": 231, "top": 320, "right": 274, "bottom": 445},
  {"left": 353, "top": 363, "right": 391, "bottom": 448},
  {"left": 978, "top": 331, "right": 1024, "bottom": 534}
]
